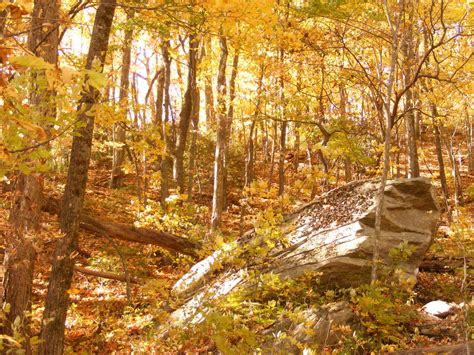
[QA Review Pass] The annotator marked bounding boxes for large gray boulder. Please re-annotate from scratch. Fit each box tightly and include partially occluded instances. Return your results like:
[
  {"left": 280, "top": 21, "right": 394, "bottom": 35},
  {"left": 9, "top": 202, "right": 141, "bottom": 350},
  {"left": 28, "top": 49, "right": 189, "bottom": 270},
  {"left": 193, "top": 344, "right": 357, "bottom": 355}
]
[{"left": 168, "top": 177, "right": 440, "bottom": 325}]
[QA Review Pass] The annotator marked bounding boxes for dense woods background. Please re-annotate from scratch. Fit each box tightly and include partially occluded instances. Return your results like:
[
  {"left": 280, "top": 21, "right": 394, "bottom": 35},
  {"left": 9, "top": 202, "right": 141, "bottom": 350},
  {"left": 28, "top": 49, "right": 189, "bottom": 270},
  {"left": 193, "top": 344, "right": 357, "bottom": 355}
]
[{"left": 0, "top": 0, "right": 473, "bottom": 353}]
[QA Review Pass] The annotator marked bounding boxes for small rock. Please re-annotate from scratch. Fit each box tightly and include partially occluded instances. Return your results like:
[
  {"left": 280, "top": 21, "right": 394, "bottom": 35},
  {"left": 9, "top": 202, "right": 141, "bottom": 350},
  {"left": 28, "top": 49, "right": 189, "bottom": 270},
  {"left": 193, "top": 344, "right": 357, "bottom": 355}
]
[{"left": 421, "top": 300, "right": 458, "bottom": 318}]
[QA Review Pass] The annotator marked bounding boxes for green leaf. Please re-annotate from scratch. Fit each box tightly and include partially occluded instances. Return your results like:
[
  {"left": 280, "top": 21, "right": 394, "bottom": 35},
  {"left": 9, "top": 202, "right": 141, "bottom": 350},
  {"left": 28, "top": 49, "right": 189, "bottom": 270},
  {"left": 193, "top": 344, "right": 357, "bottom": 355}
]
[
  {"left": 10, "top": 55, "right": 54, "bottom": 70},
  {"left": 84, "top": 69, "right": 107, "bottom": 90}
]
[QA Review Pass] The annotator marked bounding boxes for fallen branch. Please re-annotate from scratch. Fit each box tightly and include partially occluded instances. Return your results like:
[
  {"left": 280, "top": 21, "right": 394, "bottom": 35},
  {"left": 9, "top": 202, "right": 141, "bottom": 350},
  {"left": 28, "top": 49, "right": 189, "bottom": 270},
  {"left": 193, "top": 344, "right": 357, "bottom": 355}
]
[
  {"left": 74, "top": 265, "right": 140, "bottom": 284},
  {"left": 43, "top": 197, "right": 200, "bottom": 257}
]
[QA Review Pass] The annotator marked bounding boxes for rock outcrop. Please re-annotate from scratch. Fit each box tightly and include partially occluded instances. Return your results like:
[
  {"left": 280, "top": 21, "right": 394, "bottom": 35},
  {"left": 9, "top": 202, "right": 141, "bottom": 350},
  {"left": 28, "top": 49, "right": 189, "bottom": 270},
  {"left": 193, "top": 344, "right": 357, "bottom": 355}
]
[{"left": 168, "top": 177, "right": 440, "bottom": 326}]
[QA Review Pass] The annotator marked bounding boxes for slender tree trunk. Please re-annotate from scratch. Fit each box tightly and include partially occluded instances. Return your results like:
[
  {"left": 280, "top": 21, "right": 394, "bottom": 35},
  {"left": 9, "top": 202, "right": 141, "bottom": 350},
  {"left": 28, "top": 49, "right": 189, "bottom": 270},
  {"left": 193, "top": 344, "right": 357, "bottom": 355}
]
[
  {"left": 2, "top": 1, "right": 59, "bottom": 350},
  {"left": 268, "top": 120, "right": 277, "bottom": 188},
  {"left": 160, "top": 41, "right": 173, "bottom": 204},
  {"left": 277, "top": 48, "right": 286, "bottom": 196},
  {"left": 244, "top": 67, "right": 263, "bottom": 187},
  {"left": 110, "top": 9, "right": 134, "bottom": 188},
  {"left": 1, "top": 175, "right": 42, "bottom": 352},
  {"left": 339, "top": 83, "right": 352, "bottom": 182},
  {"left": 211, "top": 36, "right": 228, "bottom": 232},
  {"left": 401, "top": 4, "right": 420, "bottom": 178},
  {"left": 154, "top": 67, "right": 165, "bottom": 177},
  {"left": 445, "top": 132, "right": 463, "bottom": 206},
  {"left": 204, "top": 38, "right": 215, "bottom": 129},
  {"left": 174, "top": 33, "right": 198, "bottom": 192},
  {"left": 39, "top": 2, "right": 116, "bottom": 353},
  {"left": 278, "top": 121, "right": 287, "bottom": 196},
  {"left": 187, "top": 86, "right": 200, "bottom": 201},
  {"left": 468, "top": 106, "right": 474, "bottom": 175},
  {"left": 223, "top": 50, "right": 239, "bottom": 208},
  {"left": 245, "top": 121, "right": 256, "bottom": 187},
  {"left": 372, "top": 0, "right": 401, "bottom": 282},
  {"left": 414, "top": 89, "right": 421, "bottom": 139},
  {"left": 432, "top": 113, "right": 451, "bottom": 222}
]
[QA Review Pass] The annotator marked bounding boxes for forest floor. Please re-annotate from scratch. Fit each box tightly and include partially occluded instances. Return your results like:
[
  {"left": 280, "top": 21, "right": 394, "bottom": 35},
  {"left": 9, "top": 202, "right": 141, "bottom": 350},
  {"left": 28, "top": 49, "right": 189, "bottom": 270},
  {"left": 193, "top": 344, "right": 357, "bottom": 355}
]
[{"left": 0, "top": 147, "right": 473, "bottom": 353}]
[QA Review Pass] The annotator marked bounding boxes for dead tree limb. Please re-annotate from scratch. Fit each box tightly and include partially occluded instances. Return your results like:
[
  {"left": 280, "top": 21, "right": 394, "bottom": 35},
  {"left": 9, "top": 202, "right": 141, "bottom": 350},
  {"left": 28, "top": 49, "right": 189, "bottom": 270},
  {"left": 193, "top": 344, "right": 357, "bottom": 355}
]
[
  {"left": 74, "top": 265, "right": 140, "bottom": 284},
  {"left": 43, "top": 197, "right": 200, "bottom": 257}
]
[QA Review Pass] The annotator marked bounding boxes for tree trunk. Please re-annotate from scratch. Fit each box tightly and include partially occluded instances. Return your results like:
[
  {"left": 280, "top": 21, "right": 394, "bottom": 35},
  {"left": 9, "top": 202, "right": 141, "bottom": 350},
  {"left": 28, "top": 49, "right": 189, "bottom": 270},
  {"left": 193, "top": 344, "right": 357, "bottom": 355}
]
[
  {"left": 2, "top": 0, "right": 59, "bottom": 350},
  {"left": 445, "top": 133, "right": 463, "bottom": 206},
  {"left": 204, "top": 39, "right": 215, "bottom": 129},
  {"left": 278, "top": 48, "right": 286, "bottom": 196},
  {"left": 278, "top": 121, "right": 287, "bottom": 196},
  {"left": 39, "top": 2, "right": 116, "bottom": 353},
  {"left": 211, "top": 36, "right": 228, "bottom": 232},
  {"left": 372, "top": 0, "right": 401, "bottom": 282},
  {"left": 245, "top": 121, "right": 256, "bottom": 187},
  {"left": 110, "top": 9, "right": 134, "bottom": 188},
  {"left": 1, "top": 174, "right": 43, "bottom": 352},
  {"left": 468, "top": 106, "right": 474, "bottom": 175},
  {"left": 187, "top": 87, "right": 200, "bottom": 201},
  {"left": 160, "top": 41, "right": 173, "bottom": 205},
  {"left": 174, "top": 33, "right": 198, "bottom": 192},
  {"left": 223, "top": 50, "right": 239, "bottom": 208},
  {"left": 432, "top": 111, "right": 451, "bottom": 222},
  {"left": 268, "top": 120, "right": 277, "bottom": 188},
  {"left": 339, "top": 83, "right": 352, "bottom": 182},
  {"left": 401, "top": 5, "right": 420, "bottom": 178}
]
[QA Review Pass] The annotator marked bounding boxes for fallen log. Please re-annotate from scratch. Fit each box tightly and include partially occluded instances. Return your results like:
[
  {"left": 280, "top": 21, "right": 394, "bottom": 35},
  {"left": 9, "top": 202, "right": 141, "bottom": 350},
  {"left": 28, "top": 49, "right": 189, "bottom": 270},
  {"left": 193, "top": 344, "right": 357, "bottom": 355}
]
[
  {"left": 74, "top": 265, "right": 140, "bottom": 284},
  {"left": 43, "top": 197, "right": 200, "bottom": 257}
]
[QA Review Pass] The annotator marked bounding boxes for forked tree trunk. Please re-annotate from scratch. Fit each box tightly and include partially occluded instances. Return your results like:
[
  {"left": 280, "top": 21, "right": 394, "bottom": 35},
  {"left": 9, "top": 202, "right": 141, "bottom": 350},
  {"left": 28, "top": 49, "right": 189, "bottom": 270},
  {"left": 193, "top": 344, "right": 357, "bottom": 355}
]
[
  {"left": 39, "top": 1, "right": 116, "bottom": 353},
  {"left": 174, "top": 33, "right": 198, "bottom": 192},
  {"left": 110, "top": 9, "right": 134, "bottom": 188},
  {"left": 211, "top": 35, "right": 228, "bottom": 231}
]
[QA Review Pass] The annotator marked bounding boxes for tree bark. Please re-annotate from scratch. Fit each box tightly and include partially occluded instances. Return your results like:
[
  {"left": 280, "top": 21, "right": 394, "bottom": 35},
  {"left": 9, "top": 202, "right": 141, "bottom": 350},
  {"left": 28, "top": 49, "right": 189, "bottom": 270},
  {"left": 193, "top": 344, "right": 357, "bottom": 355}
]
[
  {"left": 372, "top": 0, "right": 401, "bottom": 282},
  {"left": 401, "top": 3, "right": 420, "bottom": 178},
  {"left": 174, "top": 33, "right": 198, "bottom": 192},
  {"left": 160, "top": 41, "right": 173, "bottom": 204},
  {"left": 278, "top": 49, "right": 286, "bottom": 196},
  {"left": 468, "top": 106, "right": 474, "bottom": 175},
  {"left": 339, "top": 83, "right": 352, "bottom": 182},
  {"left": 223, "top": 50, "right": 239, "bottom": 208},
  {"left": 445, "top": 133, "right": 463, "bottom": 206},
  {"left": 1, "top": 174, "right": 43, "bottom": 352},
  {"left": 187, "top": 87, "right": 200, "bottom": 201},
  {"left": 39, "top": 1, "right": 116, "bottom": 353},
  {"left": 432, "top": 111, "right": 451, "bottom": 222},
  {"left": 203, "top": 38, "right": 215, "bottom": 128},
  {"left": 211, "top": 35, "right": 228, "bottom": 232},
  {"left": 110, "top": 9, "right": 134, "bottom": 188},
  {"left": 2, "top": 0, "right": 59, "bottom": 350},
  {"left": 278, "top": 121, "right": 287, "bottom": 196}
]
